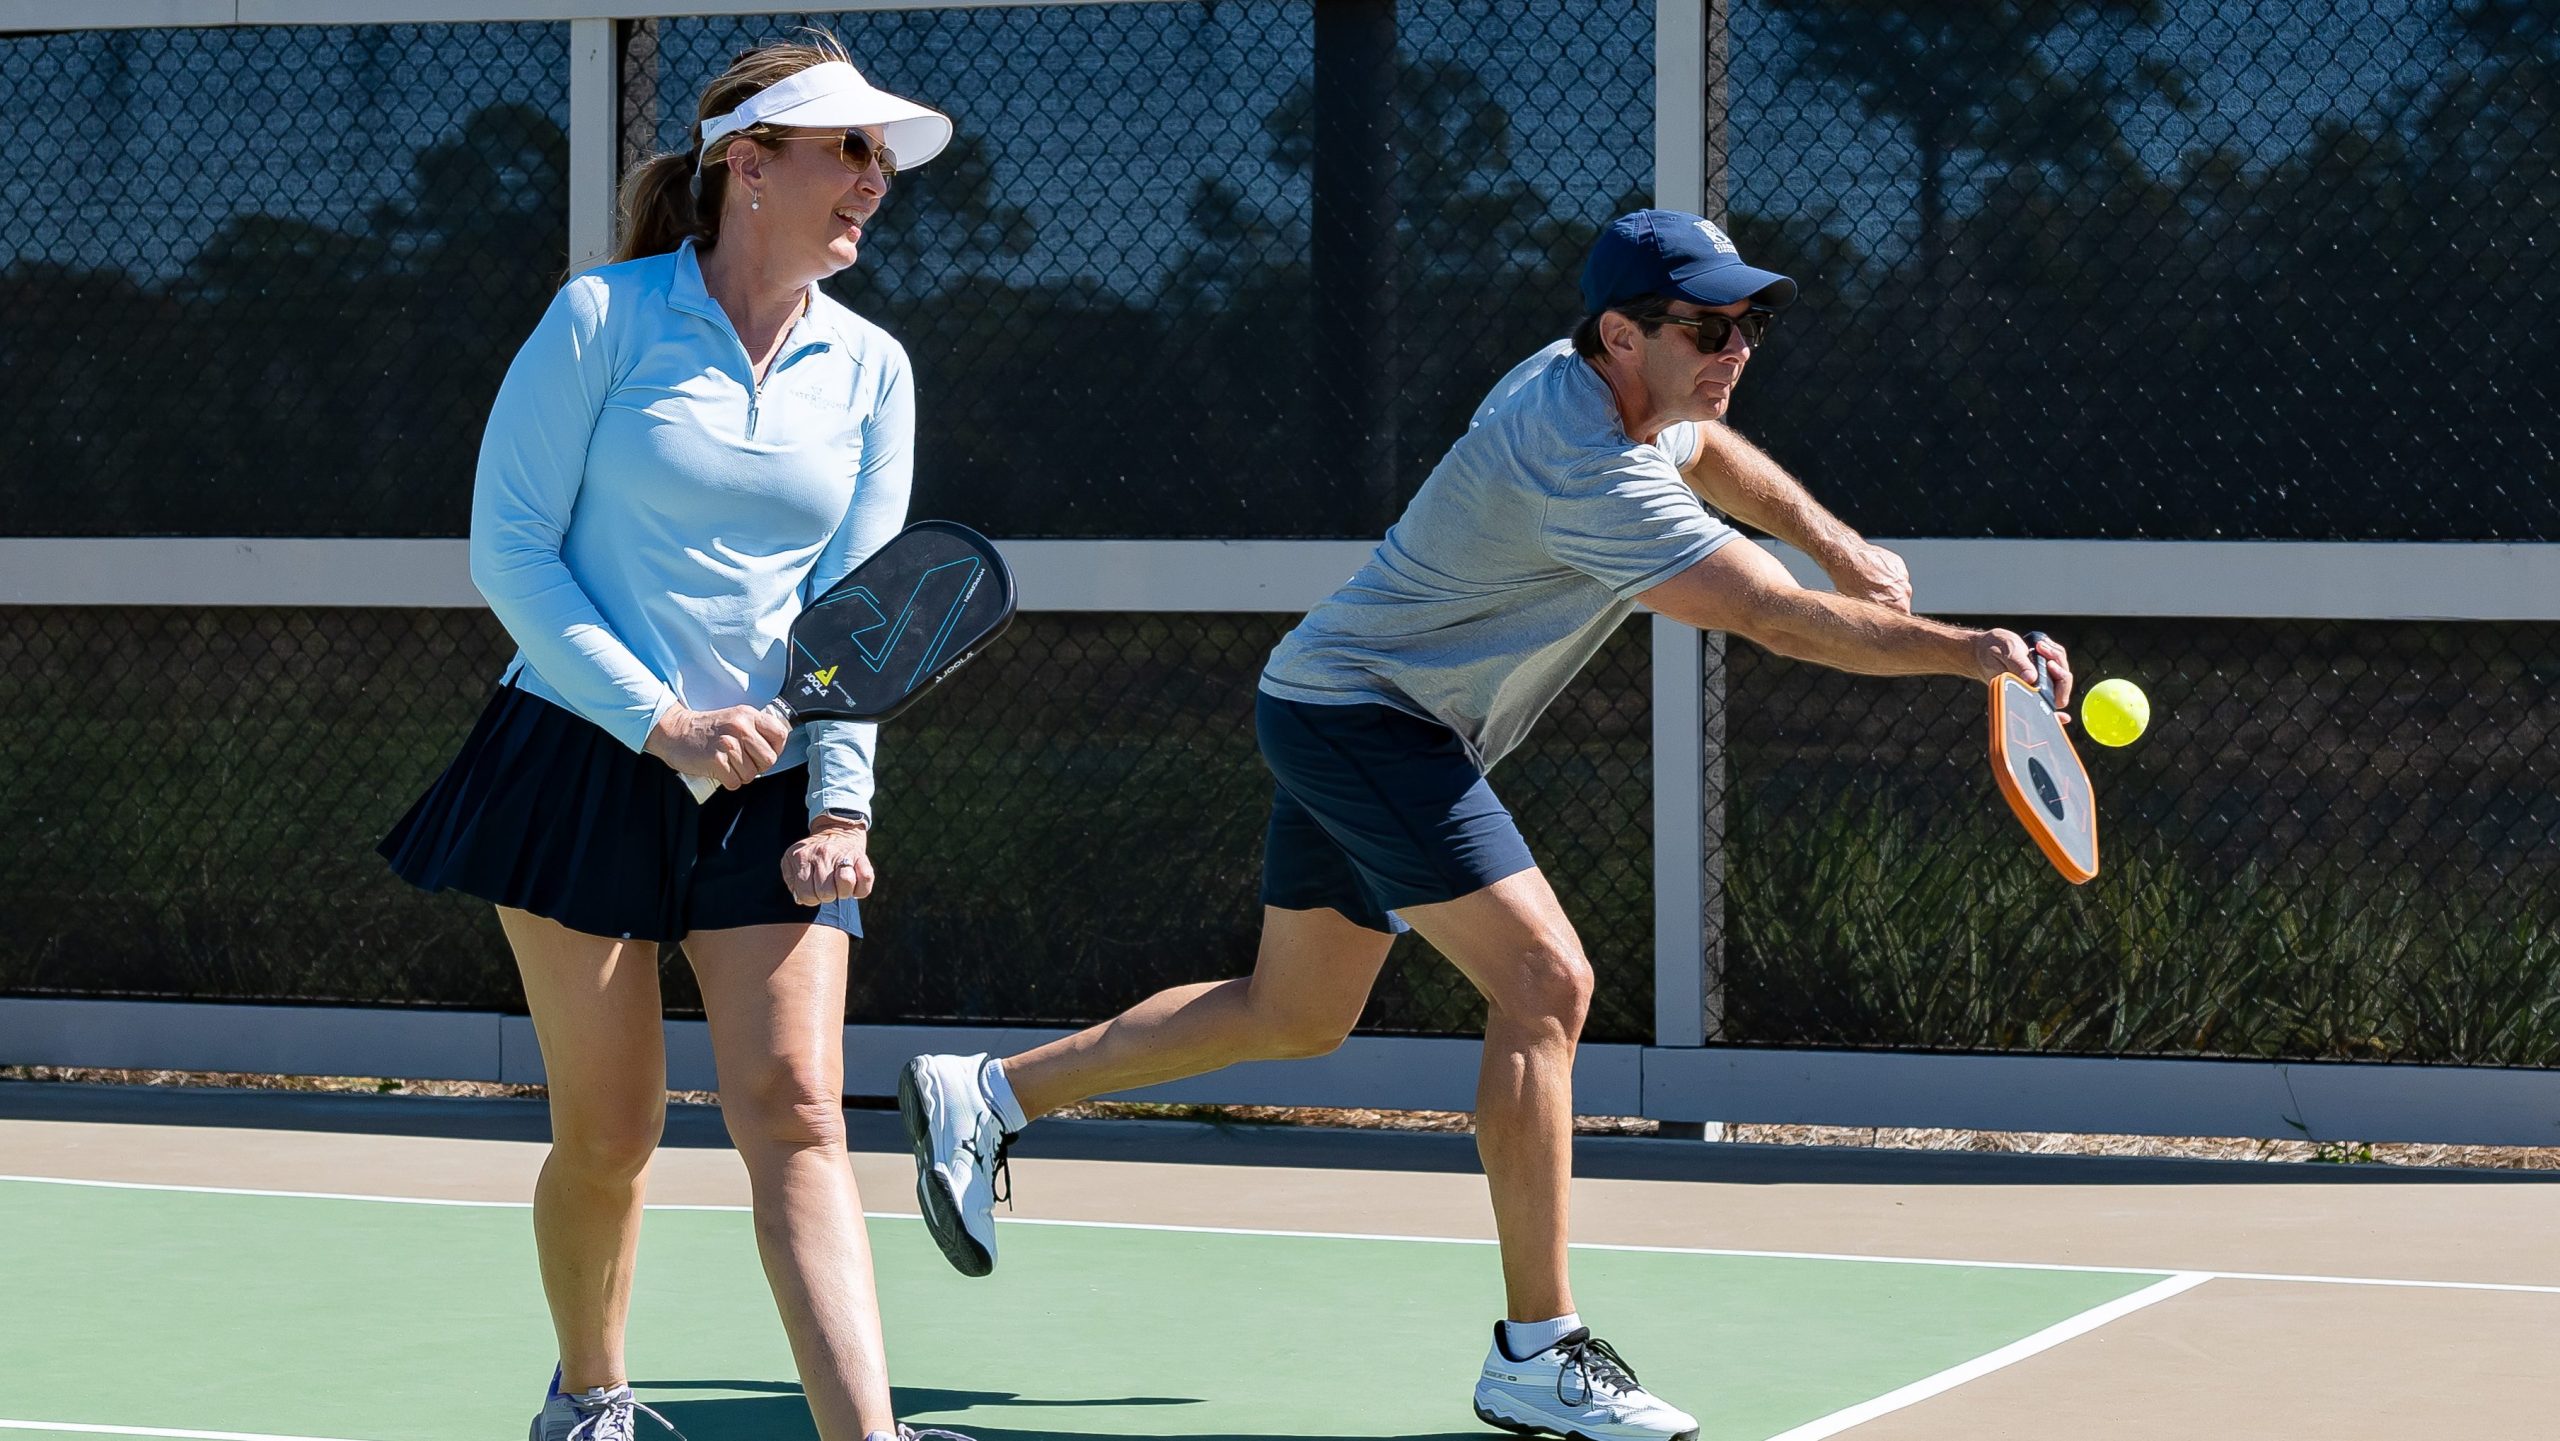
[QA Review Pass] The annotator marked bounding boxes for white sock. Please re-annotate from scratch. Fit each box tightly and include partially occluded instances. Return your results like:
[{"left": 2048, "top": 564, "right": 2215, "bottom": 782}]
[
  {"left": 981, "top": 1057, "right": 1030, "bottom": 1134},
  {"left": 1499, "top": 1312, "right": 1583, "bottom": 1361}
]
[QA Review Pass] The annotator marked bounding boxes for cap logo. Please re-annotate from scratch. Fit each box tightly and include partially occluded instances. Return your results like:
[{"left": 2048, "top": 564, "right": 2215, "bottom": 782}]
[{"left": 1694, "top": 219, "right": 1738, "bottom": 255}]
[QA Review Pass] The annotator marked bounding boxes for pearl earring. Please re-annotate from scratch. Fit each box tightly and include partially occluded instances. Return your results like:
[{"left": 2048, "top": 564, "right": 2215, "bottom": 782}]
[{"left": 749, "top": 192, "right": 761, "bottom": 211}]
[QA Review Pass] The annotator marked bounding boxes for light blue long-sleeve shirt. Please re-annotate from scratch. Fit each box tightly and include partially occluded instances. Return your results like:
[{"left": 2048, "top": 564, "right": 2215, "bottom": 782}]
[{"left": 468, "top": 238, "right": 913, "bottom": 822}]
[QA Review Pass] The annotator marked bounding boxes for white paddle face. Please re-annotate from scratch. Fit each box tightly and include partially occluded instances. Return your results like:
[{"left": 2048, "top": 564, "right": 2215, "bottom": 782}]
[{"left": 1992, "top": 674, "right": 2098, "bottom": 882}]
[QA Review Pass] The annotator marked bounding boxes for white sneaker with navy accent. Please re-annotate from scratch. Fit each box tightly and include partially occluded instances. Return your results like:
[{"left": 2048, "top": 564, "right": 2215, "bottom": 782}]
[
  {"left": 529, "top": 1367, "right": 689, "bottom": 1441},
  {"left": 898, "top": 1052, "right": 1011, "bottom": 1277},
  {"left": 1471, "top": 1326, "right": 1699, "bottom": 1441}
]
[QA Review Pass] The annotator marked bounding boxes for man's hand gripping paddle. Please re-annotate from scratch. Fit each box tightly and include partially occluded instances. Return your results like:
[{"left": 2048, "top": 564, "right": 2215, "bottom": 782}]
[{"left": 1988, "top": 631, "right": 2098, "bottom": 884}]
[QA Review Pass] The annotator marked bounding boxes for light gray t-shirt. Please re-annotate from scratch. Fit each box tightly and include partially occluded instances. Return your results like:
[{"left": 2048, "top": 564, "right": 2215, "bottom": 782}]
[{"left": 1261, "top": 340, "right": 1738, "bottom": 770}]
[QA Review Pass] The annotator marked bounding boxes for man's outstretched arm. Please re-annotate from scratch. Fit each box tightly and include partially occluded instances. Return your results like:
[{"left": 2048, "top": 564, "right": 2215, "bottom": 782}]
[
  {"left": 1644, "top": 536, "right": 2072, "bottom": 708},
  {"left": 1682, "top": 421, "right": 1912, "bottom": 612}
]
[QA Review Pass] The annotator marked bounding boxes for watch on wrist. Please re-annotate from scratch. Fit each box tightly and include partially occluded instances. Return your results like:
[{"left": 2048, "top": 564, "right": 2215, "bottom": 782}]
[{"left": 821, "top": 807, "right": 871, "bottom": 831}]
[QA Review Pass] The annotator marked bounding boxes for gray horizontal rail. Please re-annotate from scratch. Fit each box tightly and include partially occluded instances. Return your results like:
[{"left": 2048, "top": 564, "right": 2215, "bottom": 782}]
[
  {"left": 9, "top": 998, "right": 2555, "bottom": 1146},
  {"left": 1762, "top": 540, "right": 2560, "bottom": 622},
  {"left": 6, "top": 537, "right": 2558, "bottom": 620},
  {"left": 1643, "top": 1045, "right": 2560, "bottom": 1149},
  {"left": 0, "top": 538, "right": 1378, "bottom": 612}
]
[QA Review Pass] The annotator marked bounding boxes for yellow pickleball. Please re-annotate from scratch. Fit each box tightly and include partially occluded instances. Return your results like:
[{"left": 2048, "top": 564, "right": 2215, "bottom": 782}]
[{"left": 2082, "top": 678, "right": 2150, "bottom": 747}]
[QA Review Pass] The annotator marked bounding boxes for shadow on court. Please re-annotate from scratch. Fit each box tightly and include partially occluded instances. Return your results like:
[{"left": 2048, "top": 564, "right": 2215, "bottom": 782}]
[{"left": 643, "top": 1379, "right": 1486, "bottom": 1441}]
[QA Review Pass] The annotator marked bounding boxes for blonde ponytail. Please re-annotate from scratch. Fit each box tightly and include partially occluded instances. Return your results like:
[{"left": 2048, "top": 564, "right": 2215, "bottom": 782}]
[{"left": 612, "top": 151, "right": 709, "bottom": 263}]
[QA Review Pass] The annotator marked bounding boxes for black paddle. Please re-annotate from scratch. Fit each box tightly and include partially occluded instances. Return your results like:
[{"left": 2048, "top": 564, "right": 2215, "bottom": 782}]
[{"left": 683, "top": 519, "right": 1016, "bottom": 802}]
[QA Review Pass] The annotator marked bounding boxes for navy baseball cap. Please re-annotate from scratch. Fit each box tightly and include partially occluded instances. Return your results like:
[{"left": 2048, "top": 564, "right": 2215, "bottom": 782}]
[{"left": 1580, "top": 209, "right": 1798, "bottom": 314}]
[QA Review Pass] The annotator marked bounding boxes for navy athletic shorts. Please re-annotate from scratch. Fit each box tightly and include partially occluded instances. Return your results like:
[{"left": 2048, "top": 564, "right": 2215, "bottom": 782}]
[{"left": 1254, "top": 690, "right": 1537, "bottom": 935}]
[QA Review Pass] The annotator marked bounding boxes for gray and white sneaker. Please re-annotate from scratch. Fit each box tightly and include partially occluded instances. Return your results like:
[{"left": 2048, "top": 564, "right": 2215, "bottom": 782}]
[
  {"left": 898, "top": 1052, "right": 1012, "bottom": 1277},
  {"left": 1471, "top": 1327, "right": 1699, "bottom": 1441},
  {"left": 530, "top": 1367, "right": 689, "bottom": 1441}
]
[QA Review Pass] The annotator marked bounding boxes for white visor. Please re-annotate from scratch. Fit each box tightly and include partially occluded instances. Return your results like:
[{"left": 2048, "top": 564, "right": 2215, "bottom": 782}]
[{"left": 696, "top": 61, "right": 952, "bottom": 174}]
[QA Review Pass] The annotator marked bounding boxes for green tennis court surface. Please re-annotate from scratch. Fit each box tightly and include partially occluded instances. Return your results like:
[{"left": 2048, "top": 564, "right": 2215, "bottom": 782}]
[{"left": 0, "top": 1177, "right": 2165, "bottom": 1441}]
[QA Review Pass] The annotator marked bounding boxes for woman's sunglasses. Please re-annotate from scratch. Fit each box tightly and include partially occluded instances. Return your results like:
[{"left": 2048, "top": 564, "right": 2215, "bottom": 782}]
[
  {"left": 1657, "top": 307, "right": 1775, "bottom": 353},
  {"left": 777, "top": 129, "right": 899, "bottom": 184}
]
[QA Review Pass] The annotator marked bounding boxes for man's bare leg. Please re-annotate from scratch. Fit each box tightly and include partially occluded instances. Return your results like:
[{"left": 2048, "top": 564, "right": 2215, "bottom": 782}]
[
  {"left": 895, "top": 904, "right": 1394, "bottom": 1277},
  {"left": 1399, "top": 867, "right": 1589, "bottom": 1323},
  {"left": 1003, "top": 904, "right": 1396, "bottom": 1117}
]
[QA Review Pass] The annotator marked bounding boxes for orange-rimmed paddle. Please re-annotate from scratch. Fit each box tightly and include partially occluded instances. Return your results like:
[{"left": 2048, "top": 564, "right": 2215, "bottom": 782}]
[{"left": 1988, "top": 631, "right": 2098, "bottom": 884}]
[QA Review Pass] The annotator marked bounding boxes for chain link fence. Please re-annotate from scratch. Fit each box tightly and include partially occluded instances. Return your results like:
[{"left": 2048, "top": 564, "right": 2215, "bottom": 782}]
[
  {"left": 1721, "top": 0, "right": 2556, "bottom": 540},
  {"left": 0, "top": 23, "right": 570, "bottom": 536},
  {"left": 640, "top": 2, "right": 1654, "bottom": 538},
  {"left": 0, "top": 606, "right": 1653, "bottom": 1042},
  {"left": 3, "top": 2, "right": 2556, "bottom": 1069},
  {"left": 1697, "top": 0, "right": 2560, "bottom": 1063},
  {"left": 1719, "top": 618, "right": 2560, "bottom": 1064},
  {"left": 8, "top": 4, "right": 2545, "bottom": 541}
]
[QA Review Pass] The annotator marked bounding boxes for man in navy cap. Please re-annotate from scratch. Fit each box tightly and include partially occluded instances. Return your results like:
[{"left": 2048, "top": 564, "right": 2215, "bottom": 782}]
[{"left": 901, "top": 211, "right": 2073, "bottom": 1440}]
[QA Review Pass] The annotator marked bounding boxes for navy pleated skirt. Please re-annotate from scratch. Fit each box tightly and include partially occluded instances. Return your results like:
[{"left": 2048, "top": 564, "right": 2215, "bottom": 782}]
[{"left": 379, "top": 683, "right": 858, "bottom": 942}]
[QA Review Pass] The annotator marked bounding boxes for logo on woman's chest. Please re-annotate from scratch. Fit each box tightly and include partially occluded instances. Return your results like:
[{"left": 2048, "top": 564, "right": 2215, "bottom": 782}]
[{"left": 774, "top": 379, "right": 842, "bottom": 408}]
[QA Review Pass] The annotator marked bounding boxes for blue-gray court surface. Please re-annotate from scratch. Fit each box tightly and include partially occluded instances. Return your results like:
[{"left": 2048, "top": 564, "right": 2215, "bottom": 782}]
[{"left": 0, "top": 1084, "right": 2553, "bottom": 1440}]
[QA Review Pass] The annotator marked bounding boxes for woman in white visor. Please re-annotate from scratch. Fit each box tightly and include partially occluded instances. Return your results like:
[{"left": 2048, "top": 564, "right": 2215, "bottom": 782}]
[{"left": 380, "top": 33, "right": 970, "bottom": 1441}]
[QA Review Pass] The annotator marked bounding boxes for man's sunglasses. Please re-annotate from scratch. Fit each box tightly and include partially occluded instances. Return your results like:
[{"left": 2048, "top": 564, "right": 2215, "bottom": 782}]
[
  {"left": 777, "top": 129, "right": 898, "bottom": 183},
  {"left": 1656, "top": 307, "right": 1775, "bottom": 353}
]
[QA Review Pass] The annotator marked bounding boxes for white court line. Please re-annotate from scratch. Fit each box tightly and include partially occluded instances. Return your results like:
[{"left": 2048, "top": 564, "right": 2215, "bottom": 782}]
[
  {"left": 0, "top": 1422, "right": 373, "bottom": 1441},
  {"left": 0, "top": 1174, "right": 524, "bottom": 1208},
  {"left": 8, "top": 1172, "right": 2560, "bottom": 1296},
  {"left": 1759, "top": 1272, "right": 2215, "bottom": 1440},
  {"left": 0, "top": 1268, "right": 2212, "bottom": 1441}
]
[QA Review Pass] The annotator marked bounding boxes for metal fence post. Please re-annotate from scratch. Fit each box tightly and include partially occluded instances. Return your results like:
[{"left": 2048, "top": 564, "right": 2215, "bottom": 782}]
[
  {"left": 566, "top": 17, "right": 617, "bottom": 278},
  {"left": 1651, "top": 614, "right": 1708, "bottom": 1053},
  {"left": 1650, "top": 0, "right": 1728, "bottom": 1137},
  {"left": 1650, "top": 0, "right": 1704, "bottom": 1093}
]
